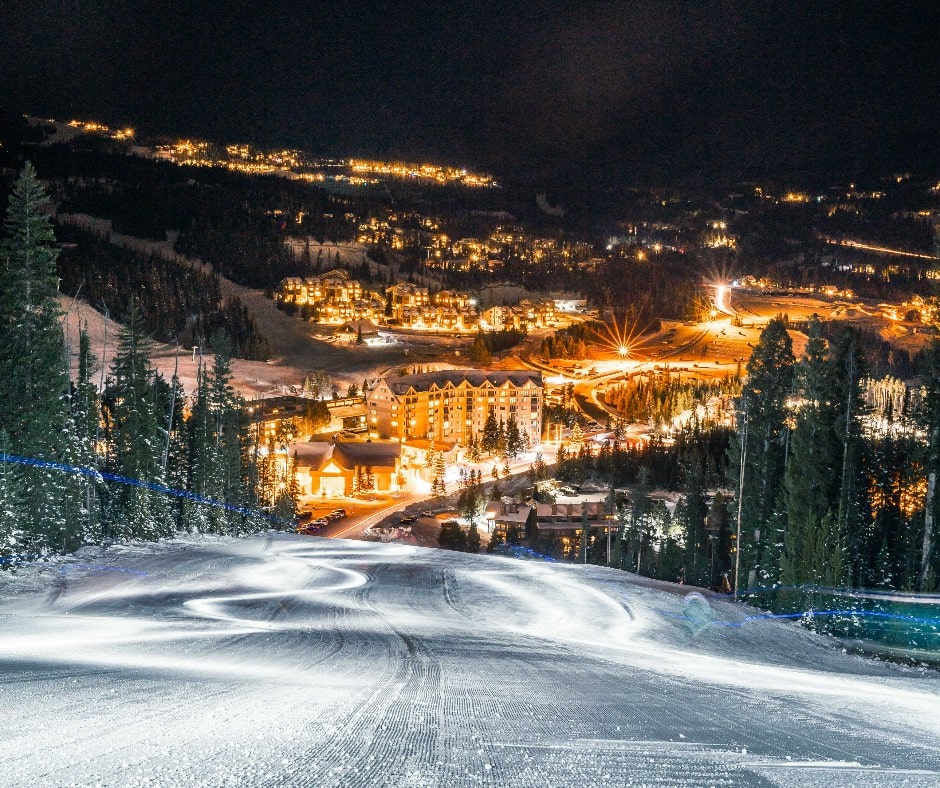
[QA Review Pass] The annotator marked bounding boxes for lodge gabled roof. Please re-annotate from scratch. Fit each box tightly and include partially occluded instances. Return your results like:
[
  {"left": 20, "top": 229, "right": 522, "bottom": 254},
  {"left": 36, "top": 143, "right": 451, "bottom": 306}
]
[{"left": 384, "top": 369, "right": 541, "bottom": 396}]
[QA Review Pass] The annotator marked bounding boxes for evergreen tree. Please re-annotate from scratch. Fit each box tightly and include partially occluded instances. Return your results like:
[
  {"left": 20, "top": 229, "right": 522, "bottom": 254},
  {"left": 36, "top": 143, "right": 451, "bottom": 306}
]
[
  {"left": 59, "top": 328, "right": 103, "bottom": 549},
  {"left": 469, "top": 331, "right": 492, "bottom": 365},
  {"left": 481, "top": 410, "right": 500, "bottom": 455},
  {"left": 735, "top": 318, "right": 794, "bottom": 592},
  {"left": 496, "top": 418, "right": 508, "bottom": 458},
  {"left": 782, "top": 316, "right": 841, "bottom": 585},
  {"left": 831, "top": 329, "right": 870, "bottom": 586},
  {"left": 209, "top": 337, "right": 254, "bottom": 530},
  {"left": 0, "top": 431, "right": 24, "bottom": 563},
  {"left": 163, "top": 372, "right": 190, "bottom": 520},
  {"left": 185, "top": 359, "right": 218, "bottom": 531},
  {"left": 466, "top": 523, "right": 481, "bottom": 553},
  {"left": 273, "top": 457, "right": 299, "bottom": 524},
  {"left": 0, "top": 163, "right": 72, "bottom": 548},
  {"left": 103, "top": 298, "right": 171, "bottom": 540},
  {"left": 676, "top": 464, "right": 709, "bottom": 586},
  {"left": 917, "top": 340, "right": 940, "bottom": 590},
  {"left": 505, "top": 418, "right": 523, "bottom": 458}
]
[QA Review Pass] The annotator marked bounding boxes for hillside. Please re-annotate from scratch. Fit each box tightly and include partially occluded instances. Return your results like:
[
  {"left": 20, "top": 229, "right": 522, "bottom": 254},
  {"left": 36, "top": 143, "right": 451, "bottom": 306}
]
[{"left": 58, "top": 215, "right": 445, "bottom": 396}]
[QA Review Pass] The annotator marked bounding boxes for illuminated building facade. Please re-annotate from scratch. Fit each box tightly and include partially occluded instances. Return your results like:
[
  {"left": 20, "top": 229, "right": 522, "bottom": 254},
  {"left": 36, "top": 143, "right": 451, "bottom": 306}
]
[{"left": 366, "top": 370, "right": 543, "bottom": 447}]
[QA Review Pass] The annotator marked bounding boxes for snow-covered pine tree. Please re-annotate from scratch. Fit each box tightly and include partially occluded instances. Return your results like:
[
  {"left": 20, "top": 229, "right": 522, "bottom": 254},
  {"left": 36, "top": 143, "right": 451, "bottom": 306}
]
[
  {"left": 58, "top": 328, "right": 103, "bottom": 551},
  {"left": 734, "top": 317, "right": 794, "bottom": 591},
  {"left": 782, "top": 315, "right": 840, "bottom": 587},
  {"left": 831, "top": 329, "right": 871, "bottom": 587},
  {"left": 0, "top": 430, "right": 24, "bottom": 564},
  {"left": 0, "top": 163, "right": 76, "bottom": 549},
  {"left": 185, "top": 358, "right": 220, "bottom": 533},
  {"left": 103, "top": 298, "right": 171, "bottom": 540},
  {"left": 208, "top": 336, "right": 256, "bottom": 532},
  {"left": 162, "top": 372, "right": 190, "bottom": 530},
  {"left": 505, "top": 418, "right": 523, "bottom": 459}
]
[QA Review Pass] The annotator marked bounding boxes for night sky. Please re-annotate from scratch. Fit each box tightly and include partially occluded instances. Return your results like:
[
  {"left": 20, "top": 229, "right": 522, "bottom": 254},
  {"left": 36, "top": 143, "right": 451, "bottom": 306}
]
[{"left": 3, "top": 1, "right": 938, "bottom": 185}]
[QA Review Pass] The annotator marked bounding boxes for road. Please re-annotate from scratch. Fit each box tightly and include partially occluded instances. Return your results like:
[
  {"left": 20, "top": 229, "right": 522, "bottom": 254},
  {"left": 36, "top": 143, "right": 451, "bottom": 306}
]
[
  {"left": 323, "top": 494, "right": 426, "bottom": 539},
  {"left": 1, "top": 536, "right": 939, "bottom": 786}
]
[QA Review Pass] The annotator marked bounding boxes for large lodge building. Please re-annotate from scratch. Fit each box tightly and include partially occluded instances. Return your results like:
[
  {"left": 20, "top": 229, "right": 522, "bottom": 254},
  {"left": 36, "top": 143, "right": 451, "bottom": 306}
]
[{"left": 366, "top": 370, "right": 543, "bottom": 447}]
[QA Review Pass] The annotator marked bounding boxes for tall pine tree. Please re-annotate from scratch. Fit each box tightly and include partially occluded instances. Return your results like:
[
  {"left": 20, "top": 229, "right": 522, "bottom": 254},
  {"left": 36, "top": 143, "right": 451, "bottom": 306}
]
[
  {"left": 831, "top": 329, "right": 870, "bottom": 587},
  {"left": 917, "top": 340, "right": 940, "bottom": 590},
  {"left": 103, "top": 298, "right": 171, "bottom": 540},
  {"left": 734, "top": 318, "right": 794, "bottom": 592},
  {"left": 782, "top": 315, "right": 841, "bottom": 586},
  {"left": 0, "top": 162, "right": 74, "bottom": 549}
]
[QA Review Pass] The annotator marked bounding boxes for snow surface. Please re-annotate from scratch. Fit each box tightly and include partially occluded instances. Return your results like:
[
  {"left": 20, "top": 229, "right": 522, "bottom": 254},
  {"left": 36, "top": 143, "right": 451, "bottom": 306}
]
[{"left": 2, "top": 536, "right": 940, "bottom": 787}]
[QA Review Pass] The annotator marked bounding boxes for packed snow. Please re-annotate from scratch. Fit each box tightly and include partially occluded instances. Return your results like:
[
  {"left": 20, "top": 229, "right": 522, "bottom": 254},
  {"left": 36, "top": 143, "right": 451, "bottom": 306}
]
[{"left": 1, "top": 535, "right": 939, "bottom": 786}]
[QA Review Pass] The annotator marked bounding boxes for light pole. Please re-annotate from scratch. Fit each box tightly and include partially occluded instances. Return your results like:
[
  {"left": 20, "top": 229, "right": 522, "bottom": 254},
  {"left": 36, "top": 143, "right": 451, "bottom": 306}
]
[
  {"left": 581, "top": 501, "right": 589, "bottom": 565},
  {"left": 734, "top": 394, "right": 748, "bottom": 600}
]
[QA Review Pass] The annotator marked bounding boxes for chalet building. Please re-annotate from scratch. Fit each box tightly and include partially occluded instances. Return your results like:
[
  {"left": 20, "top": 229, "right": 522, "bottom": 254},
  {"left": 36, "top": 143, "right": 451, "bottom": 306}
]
[
  {"left": 386, "top": 283, "right": 477, "bottom": 330},
  {"left": 532, "top": 502, "right": 615, "bottom": 538},
  {"left": 480, "top": 300, "right": 557, "bottom": 331},
  {"left": 247, "top": 395, "right": 366, "bottom": 443},
  {"left": 366, "top": 370, "right": 543, "bottom": 448},
  {"left": 279, "top": 269, "right": 362, "bottom": 305},
  {"left": 485, "top": 501, "right": 535, "bottom": 538},
  {"left": 277, "top": 270, "right": 383, "bottom": 324},
  {"left": 292, "top": 440, "right": 401, "bottom": 497},
  {"left": 333, "top": 319, "right": 382, "bottom": 342},
  {"left": 386, "top": 282, "right": 430, "bottom": 312}
]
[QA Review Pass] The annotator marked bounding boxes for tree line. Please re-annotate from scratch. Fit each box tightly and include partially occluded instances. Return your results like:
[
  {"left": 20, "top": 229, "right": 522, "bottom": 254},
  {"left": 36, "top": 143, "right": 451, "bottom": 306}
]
[
  {"left": 56, "top": 224, "right": 271, "bottom": 360},
  {"left": 0, "top": 164, "right": 287, "bottom": 565},
  {"left": 602, "top": 372, "right": 739, "bottom": 427},
  {"left": 735, "top": 315, "right": 940, "bottom": 599},
  {"left": 555, "top": 315, "right": 940, "bottom": 596}
]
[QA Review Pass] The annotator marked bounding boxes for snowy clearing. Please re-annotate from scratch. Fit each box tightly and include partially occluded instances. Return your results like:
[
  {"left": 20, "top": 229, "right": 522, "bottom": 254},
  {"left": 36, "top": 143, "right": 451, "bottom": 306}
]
[{"left": 1, "top": 536, "right": 939, "bottom": 786}]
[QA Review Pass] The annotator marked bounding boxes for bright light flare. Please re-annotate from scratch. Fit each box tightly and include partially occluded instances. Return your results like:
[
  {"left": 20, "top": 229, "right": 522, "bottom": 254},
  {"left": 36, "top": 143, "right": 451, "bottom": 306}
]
[{"left": 598, "top": 313, "right": 651, "bottom": 361}]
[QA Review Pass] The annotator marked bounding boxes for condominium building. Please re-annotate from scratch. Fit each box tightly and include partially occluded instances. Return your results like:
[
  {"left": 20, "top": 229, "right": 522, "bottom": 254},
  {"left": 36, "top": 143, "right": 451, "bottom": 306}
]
[
  {"left": 366, "top": 370, "right": 542, "bottom": 447},
  {"left": 279, "top": 269, "right": 363, "bottom": 306},
  {"left": 386, "top": 283, "right": 478, "bottom": 330},
  {"left": 277, "top": 270, "right": 384, "bottom": 323}
]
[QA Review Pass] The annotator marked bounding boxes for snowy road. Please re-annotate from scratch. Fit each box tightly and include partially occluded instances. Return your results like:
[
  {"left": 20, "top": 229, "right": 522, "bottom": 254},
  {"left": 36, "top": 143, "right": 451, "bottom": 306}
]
[{"left": 2, "top": 536, "right": 940, "bottom": 787}]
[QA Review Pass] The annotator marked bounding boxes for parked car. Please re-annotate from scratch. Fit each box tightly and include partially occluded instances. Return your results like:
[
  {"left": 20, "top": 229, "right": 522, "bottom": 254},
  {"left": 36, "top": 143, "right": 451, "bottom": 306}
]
[
  {"left": 399, "top": 514, "right": 418, "bottom": 525},
  {"left": 295, "top": 523, "right": 321, "bottom": 535},
  {"left": 329, "top": 508, "right": 346, "bottom": 519}
]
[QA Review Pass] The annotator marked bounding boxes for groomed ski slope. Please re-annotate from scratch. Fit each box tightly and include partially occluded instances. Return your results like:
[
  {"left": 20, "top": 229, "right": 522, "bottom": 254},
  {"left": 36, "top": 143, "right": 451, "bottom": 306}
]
[{"left": 1, "top": 535, "right": 939, "bottom": 787}]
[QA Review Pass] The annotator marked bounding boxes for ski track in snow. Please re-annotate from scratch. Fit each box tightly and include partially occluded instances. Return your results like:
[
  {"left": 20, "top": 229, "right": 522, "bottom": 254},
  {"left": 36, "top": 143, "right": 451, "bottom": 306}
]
[{"left": 1, "top": 536, "right": 939, "bottom": 787}]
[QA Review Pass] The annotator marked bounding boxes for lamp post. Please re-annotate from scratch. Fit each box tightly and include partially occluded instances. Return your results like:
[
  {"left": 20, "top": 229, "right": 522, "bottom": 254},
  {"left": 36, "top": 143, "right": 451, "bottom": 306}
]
[
  {"left": 734, "top": 394, "right": 748, "bottom": 600},
  {"left": 581, "top": 502, "right": 589, "bottom": 565}
]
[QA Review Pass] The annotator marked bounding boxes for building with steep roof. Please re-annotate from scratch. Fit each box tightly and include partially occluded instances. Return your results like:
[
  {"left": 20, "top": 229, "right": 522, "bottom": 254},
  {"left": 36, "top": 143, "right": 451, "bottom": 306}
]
[
  {"left": 277, "top": 270, "right": 384, "bottom": 324},
  {"left": 366, "top": 369, "right": 542, "bottom": 448},
  {"left": 291, "top": 440, "right": 401, "bottom": 497}
]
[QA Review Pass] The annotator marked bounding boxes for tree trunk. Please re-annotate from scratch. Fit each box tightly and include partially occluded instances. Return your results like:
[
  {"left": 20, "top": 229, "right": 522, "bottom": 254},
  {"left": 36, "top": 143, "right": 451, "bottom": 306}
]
[{"left": 919, "top": 431, "right": 938, "bottom": 591}]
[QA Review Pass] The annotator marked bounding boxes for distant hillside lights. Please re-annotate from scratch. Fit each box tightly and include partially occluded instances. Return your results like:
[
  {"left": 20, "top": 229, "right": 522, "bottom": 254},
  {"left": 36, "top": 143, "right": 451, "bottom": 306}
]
[
  {"left": 276, "top": 273, "right": 561, "bottom": 333},
  {"left": 348, "top": 159, "right": 497, "bottom": 188},
  {"left": 276, "top": 274, "right": 478, "bottom": 330},
  {"left": 67, "top": 119, "right": 134, "bottom": 140}
]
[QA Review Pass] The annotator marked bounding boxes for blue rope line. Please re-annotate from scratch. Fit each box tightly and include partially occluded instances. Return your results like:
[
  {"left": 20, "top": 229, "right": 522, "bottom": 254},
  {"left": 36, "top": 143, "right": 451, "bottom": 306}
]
[{"left": 0, "top": 451, "right": 290, "bottom": 525}]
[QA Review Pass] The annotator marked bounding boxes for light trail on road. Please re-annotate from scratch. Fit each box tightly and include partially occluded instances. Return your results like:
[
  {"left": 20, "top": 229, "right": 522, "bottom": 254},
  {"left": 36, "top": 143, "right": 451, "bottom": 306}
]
[{"left": 820, "top": 235, "right": 940, "bottom": 261}]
